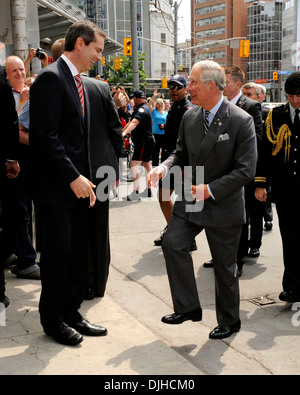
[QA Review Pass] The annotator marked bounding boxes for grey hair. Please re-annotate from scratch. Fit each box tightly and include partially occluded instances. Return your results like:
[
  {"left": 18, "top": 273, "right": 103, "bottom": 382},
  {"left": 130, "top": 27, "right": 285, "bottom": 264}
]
[
  {"left": 195, "top": 60, "right": 226, "bottom": 91},
  {"left": 257, "top": 83, "right": 266, "bottom": 95},
  {"left": 242, "top": 82, "right": 261, "bottom": 96}
]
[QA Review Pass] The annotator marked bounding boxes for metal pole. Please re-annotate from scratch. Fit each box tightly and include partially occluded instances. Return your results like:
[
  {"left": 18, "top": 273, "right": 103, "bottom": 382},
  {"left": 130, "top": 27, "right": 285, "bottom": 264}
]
[
  {"left": 130, "top": 0, "right": 139, "bottom": 90},
  {"left": 11, "top": 0, "right": 28, "bottom": 61},
  {"left": 174, "top": 1, "right": 178, "bottom": 74}
]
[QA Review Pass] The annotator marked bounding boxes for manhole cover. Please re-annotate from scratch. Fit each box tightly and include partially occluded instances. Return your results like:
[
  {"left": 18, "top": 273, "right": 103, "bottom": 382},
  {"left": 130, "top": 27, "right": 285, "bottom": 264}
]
[{"left": 249, "top": 296, "right": 276, "bottom": 306}]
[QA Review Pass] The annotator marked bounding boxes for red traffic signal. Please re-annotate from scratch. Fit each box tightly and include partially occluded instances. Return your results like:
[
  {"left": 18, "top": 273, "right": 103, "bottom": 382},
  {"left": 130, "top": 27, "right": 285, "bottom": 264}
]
[{"left": 124, "top": 38, "right": 132, "bottom": 56}]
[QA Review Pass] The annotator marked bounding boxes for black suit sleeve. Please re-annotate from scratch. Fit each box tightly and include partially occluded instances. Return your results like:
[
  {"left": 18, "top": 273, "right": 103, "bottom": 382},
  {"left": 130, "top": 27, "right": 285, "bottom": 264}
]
[
  {"left": 0, "top": 66, "right": 19, "bottom": 162},
  {"left": 30, "top": 70, "right": 80, "bottom": 185},
  {"left": 248, "top": 101, "right": 263, "bottom": 143},
  {"left": 102, "top": 84, "right": 123, "bottom": 159}
]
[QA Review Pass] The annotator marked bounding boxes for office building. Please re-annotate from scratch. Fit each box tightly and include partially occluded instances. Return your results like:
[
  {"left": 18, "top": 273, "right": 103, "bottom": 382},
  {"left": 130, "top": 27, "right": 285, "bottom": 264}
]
[
  {"left": 191, "top": 0, "right": 249, "bottom": 73},
  {"left": 281, "top": 0, "right": 300, "bottom": 97},
  {"left": 247, "top": 0, "right": 282, "bottom": 102}
]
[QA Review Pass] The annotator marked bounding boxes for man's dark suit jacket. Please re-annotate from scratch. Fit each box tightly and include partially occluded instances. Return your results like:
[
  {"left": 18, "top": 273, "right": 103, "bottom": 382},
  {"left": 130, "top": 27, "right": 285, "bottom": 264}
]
[
  {"left": 82, "top": 77, "right": 123, "bottom": 184},
  {"left": 0, "top": 66, "right": 19, "bottom": 168},
  {"left": 236, "top": 93, "right": 263, "bottom": 144},
  {"left": 30, "top": 58, "right": 91, "bottom": 208},
  {"left": 81, "top": 77, "right": 123, "bottom": 297}
]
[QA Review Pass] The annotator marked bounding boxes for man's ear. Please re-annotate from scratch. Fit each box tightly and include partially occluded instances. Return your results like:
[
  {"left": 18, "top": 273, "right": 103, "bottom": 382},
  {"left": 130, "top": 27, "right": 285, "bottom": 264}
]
[{"left": 75, "top": 37, "right": 85, "bottom": 50}]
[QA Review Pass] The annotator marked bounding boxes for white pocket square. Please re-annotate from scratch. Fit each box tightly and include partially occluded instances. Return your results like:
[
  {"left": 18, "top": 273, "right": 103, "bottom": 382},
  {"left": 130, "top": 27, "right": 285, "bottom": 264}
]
[{"left": 217, "top": 133, "right": 230, "bottom": 142}]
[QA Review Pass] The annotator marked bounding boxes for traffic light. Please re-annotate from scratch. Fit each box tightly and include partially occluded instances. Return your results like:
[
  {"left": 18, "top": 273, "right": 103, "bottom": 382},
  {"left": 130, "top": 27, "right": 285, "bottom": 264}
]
[
  {"left": 102, "top": 56, "right": 105, "bottom": 66},
  {"left": 162, "top": 77, "right": 168, "bottom": 89},
  {"left": 114, "top": 57, "right": 122, "bottom": 71},
  {"left": 240, "top": 40, "right": 250, "bottom": 58},
  {"left": 273, "top": 71, "right": 279, "bottom": 81},
  {"left": 124, "top": 38, "right": 132, "bottom": 56}
]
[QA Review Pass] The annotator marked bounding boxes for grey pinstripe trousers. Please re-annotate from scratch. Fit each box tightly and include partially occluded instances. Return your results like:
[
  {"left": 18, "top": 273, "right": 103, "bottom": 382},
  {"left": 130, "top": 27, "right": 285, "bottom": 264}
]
[{"left": 162, "top": 212, "right": 242, "bottom": 326}]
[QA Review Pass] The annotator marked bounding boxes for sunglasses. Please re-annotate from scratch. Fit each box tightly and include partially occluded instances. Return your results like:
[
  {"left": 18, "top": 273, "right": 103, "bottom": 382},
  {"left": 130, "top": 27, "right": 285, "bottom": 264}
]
[{"left": 169, "top": 85, "right": 184, "bottom": 91}]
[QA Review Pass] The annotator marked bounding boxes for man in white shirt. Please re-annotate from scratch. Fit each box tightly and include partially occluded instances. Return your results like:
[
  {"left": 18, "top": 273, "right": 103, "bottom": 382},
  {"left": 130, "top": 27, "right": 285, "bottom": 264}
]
[{"left": 30, "top": 21, "right": 107, "bottom": 346}]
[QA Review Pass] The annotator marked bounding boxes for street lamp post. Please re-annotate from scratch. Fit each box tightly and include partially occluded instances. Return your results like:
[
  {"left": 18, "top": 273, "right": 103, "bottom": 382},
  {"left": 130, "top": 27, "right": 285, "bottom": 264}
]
[
  {"left": 130, "top": 0, "right": 139, "bottom": 90},
  {"left": 169, "top": 0, "right": 179, "bottom": 75}
]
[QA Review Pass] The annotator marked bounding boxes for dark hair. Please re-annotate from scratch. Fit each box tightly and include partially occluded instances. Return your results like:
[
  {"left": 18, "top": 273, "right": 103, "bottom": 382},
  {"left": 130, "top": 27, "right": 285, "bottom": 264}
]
[
  {"left": 225, "top": 66, "right": 245, "bottom": 84},
  {"left": 285, "top": 72, "right": 300, "bottom": 95},
  {"left": 51, "top": 38, "right": 65, "bottom": 62},
  {"left": 65, "top": 21, "right": 106, "bottom": 52}
]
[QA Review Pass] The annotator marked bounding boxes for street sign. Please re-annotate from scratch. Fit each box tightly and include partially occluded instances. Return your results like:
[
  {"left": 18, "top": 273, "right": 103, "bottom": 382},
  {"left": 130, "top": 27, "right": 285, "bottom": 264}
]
[
  {"left": 255, "top": 79, "right": 267, "bottom": 84},
  {"left": 278, "top": 71, "right": 291, "bottom": 75}
]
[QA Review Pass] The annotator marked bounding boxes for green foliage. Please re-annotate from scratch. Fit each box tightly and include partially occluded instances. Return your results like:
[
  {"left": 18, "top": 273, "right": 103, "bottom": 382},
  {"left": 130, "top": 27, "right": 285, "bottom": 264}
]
[{"left": 105, "top": 52, "right": 148, "bottom": 93}]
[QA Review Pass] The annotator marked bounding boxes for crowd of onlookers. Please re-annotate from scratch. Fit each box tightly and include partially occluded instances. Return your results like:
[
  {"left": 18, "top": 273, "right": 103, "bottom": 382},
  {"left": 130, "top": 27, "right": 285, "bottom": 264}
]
[
  {"left": 0, "top": 50, "right": 275, "bottom": 303},
  {"left": 2, "top": 20, "right": 300, "bottom": 348}
]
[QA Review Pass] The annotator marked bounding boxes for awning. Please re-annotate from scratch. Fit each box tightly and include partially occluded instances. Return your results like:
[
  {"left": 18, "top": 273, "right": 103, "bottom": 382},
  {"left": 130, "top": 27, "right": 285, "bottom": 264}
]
[{"left": 37, "top": 0, "right": 123, "bottom": 55}]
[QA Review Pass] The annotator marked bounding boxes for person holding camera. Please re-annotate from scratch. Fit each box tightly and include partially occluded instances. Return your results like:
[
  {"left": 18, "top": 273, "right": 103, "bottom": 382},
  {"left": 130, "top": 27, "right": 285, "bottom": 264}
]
[{"left": 24, "top": 48, "right": 49, "bottom": 76}]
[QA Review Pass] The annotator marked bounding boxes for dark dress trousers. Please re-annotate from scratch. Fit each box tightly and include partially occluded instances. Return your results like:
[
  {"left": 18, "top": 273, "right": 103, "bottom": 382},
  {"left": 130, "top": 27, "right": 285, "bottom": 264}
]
[
  {"left": 255, "top": 103, "right": 300, "bottom": 294},
  {"left": 82, "top": 76, "right": 123, "bottom": 297},
  {"left": 162, "top": 98, "right": 257, "bottom": 326},
  {"left": 30, "top": 58, "right": 92, "bottom": 332}
]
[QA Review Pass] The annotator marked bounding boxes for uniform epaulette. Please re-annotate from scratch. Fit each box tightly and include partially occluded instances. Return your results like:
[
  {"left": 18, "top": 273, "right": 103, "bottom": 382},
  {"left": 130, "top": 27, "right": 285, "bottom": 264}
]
[{"left": 266, "top": 109, "right": 292, "bottom": 162}]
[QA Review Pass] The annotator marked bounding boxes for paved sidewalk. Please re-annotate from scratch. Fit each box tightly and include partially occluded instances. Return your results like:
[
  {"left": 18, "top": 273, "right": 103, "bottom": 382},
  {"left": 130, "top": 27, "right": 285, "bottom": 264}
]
[{"left": 1, "top": 191, "right": 300, "bottom": 375}]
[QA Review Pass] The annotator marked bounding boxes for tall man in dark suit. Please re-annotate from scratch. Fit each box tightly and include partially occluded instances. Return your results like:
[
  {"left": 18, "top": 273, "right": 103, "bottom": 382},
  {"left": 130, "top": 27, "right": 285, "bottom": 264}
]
[
  {"left": 255, "top": 72, "right": 300, "bottom": 304},
  {"left": 30, "top": 21, "right": 107, "bottom": 346},
  {"left": 204, "top": 67, "right": 263, "bottom": 274},
  {"left": 149, "top": 61, "right": 257, "bottom": 340},
  {"left": 82, "top": 76, "right": 123, "bottom": 298},
  {"left": 0, "top": 65, "right": 20, "bottom": 308}
]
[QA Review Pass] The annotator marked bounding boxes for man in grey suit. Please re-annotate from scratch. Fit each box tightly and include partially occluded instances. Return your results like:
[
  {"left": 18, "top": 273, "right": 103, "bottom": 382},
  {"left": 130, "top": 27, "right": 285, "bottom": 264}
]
[{"left": 149, "top": 61, "right": 257, "bottom": 340}]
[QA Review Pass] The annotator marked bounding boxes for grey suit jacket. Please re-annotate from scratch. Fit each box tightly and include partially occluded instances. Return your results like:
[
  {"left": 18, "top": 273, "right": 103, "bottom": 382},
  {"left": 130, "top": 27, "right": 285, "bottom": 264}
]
[{"left": 163, "top": 98, "right": 257, "bottom": 228}]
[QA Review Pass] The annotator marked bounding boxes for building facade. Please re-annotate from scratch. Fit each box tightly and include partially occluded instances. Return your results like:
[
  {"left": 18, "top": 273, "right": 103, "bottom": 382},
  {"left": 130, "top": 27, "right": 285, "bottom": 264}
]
[
  {"left": 281, "top": 0, "right": 300, "bottom": 100},
  {"left": 191, "top": 0, "right": 249, "bottom": 74},
  {"left": 247, "top": 0, "right": 282, "bottom": 102},
  {"left": 70, "top": 0, "right": 155, "bottom": 77},
  {"left": 149, "top": 0, "right": 174, "bottom": 78}
]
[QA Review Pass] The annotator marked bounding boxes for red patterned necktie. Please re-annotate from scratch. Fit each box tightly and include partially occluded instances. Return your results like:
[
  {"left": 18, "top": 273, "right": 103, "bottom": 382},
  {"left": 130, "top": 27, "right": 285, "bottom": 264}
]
[{"left": 74, "top": 74, "right": 85, "bottom": 117}]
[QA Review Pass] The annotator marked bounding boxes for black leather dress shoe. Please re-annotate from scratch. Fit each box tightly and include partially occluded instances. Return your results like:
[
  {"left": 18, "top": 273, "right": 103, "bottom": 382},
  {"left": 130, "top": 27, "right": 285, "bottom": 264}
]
[
  {"left": 161, "top": 307, "right": 202, "bottom": 325},
  {"left": 190, "top": 240, "right": 198, "bottom": 252},
  {"left": 279, "top": 291, "right": 300, "bottom": 303},
  {"left": 1, "top": 296, "right": 10, "bottom": 308},
  {"left": 84, "top": 286, "right": 95, "bottom": 300},
  {"left": 72, "top": 319, "right": 108, "bottom": 337},
  {"left": 209, "top": 320, "right": 241, "bottom": 340},
  {"left": 203, "top": 259, "right": 214, "bottom": 268},
  {"left": 237, "top": 260, "right": 245, "bottom": 278},
  {"left": 45, "top": 322, "right": 83, "bottom": 346}
]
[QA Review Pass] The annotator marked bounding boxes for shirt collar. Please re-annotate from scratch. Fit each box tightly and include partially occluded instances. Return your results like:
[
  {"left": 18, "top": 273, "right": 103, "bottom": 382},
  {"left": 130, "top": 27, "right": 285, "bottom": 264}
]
[
  {"left": 289, "top": 103, "right": 300, "bottom": 122},
  {"left": 230, "top": 91, "right": 242, "bottom": 105},
  {"left": 203, "top": 96, "right": 224, "bottom": 126},
  {"left": 61, "top": 54, "right": 80, "bottom": 79}
]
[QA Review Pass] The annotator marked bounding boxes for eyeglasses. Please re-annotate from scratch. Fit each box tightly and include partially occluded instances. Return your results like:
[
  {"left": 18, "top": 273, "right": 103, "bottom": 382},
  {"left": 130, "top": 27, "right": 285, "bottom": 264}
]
[
  {"left": 169, "top": 85, "right": 184, "bottom": 91},
  {"left": 156, "top": 101, "right": 164, "bottom": 104}
]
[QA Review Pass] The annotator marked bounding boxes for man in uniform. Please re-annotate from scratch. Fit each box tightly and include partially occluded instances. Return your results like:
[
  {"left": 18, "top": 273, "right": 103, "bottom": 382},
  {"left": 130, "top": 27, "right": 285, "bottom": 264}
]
[
  {"left": 154, "top": 75, "right": 194, "bottom": 246},
  {"left": 122, "top": 90, "right": 154, "bottom": 201},
  {"left": 255, "top": 72, "right": 300, "bottom": 303}
]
